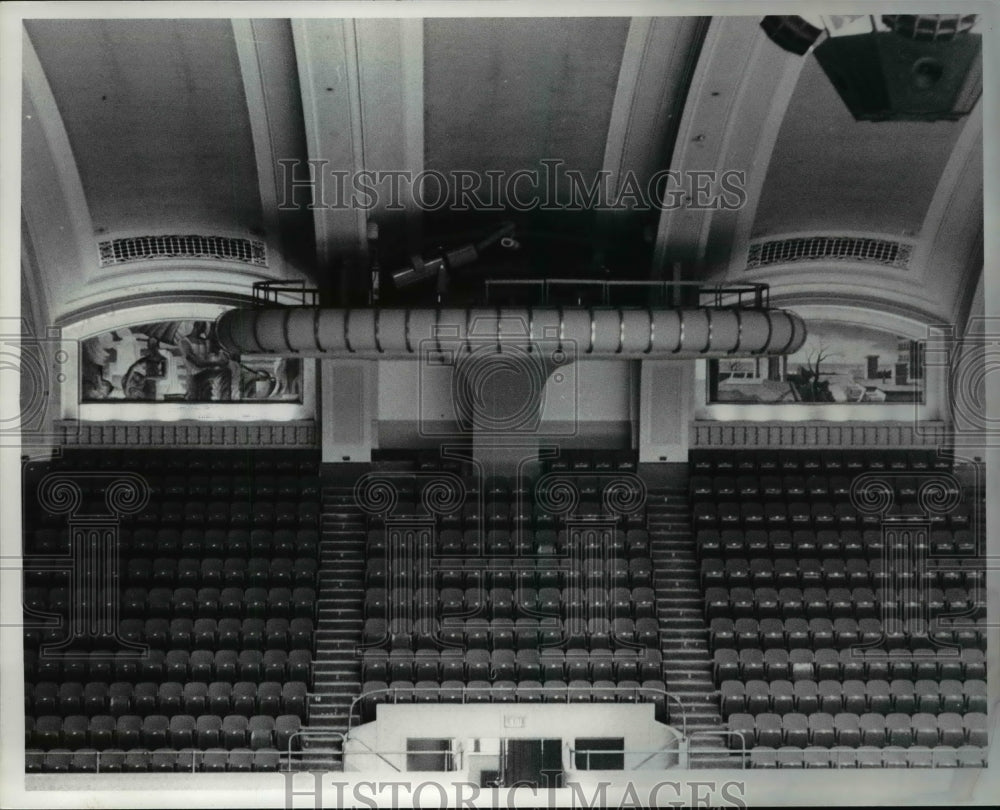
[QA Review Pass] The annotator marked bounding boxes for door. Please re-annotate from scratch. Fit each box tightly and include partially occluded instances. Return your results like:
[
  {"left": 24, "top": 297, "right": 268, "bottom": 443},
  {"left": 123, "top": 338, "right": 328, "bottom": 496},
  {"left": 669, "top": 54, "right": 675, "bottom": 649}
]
[{"left": 501, "top": 739, "right": 563, "bottom": 788}]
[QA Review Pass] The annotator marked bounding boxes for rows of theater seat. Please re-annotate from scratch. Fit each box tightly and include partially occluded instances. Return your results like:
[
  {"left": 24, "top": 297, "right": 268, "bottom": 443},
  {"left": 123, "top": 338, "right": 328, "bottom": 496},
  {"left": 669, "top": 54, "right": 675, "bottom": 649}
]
[
  {"left": 371, "top": 449, "right": 637, "bottom": 475},
  {"left": 23, "top": 450, "right": 321, "bottom": 772},
  {"left": 692, "top": 449, "right": 987, "bottom": 768},
  {"left": 357, "top": 460, "right": 667, "bottom": 720},
  {"left": 26, "top": 527, "right": 319, "bottom": 563}
]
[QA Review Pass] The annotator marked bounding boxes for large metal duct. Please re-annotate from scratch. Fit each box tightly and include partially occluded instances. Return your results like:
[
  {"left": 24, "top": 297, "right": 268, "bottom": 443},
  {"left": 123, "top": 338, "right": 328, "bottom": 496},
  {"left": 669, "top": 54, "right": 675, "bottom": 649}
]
[{"left": 215, "top": 306, "right": 806, "bottom": 359}]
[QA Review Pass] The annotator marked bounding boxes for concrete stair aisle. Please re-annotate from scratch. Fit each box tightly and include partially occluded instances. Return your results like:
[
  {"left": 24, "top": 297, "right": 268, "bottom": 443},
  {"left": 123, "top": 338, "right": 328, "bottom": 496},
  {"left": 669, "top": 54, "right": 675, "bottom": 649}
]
[
  {"left": 292, "top": 473, "right": 367, "bottom": 771},
  {"left": 646, "top": 484, "right": 741, "bottom": 769}
]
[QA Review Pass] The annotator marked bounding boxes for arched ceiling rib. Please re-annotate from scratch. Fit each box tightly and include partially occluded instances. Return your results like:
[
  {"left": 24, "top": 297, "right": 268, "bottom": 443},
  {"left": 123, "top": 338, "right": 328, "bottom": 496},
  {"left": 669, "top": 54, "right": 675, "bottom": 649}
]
[{"left": 18, "top": 14, "right": 984, "bottom": 334}]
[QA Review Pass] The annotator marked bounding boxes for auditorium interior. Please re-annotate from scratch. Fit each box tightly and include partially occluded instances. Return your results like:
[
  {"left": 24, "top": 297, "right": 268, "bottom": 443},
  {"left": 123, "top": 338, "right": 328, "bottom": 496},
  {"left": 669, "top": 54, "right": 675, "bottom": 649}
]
[{"left": 4, "top": 9, "right": 997, "bottom": 806}]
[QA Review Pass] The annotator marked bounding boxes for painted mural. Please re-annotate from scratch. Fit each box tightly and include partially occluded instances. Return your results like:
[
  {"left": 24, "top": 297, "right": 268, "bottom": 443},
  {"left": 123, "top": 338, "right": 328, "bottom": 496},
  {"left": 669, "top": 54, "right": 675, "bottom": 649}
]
[
  {"left": 81, "top": 320, "right": 301, "bottom": 403},
  {"left": 709, "top": 322, "right": 925, "bottom": 405}
]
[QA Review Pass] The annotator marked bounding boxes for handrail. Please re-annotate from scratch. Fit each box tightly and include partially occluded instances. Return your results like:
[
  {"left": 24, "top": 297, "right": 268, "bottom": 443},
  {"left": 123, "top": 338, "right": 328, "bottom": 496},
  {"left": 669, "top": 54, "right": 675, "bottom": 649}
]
[
  {"left": 344, "top": 732, "right": 402, "bottom": 773},
  {"left": 252, "top": 280, "right": 321, "bottom": 306},
  {"left": 343, "top": 747, "right": 458, "bottom": 772},
  {"left": 567, "top": 746, "right": 677, "bottom": 771},
  {"left": 346, "top": 684, "right": 687, "bottom": 736},
  {"left": 248, "top": 278, "right": 770, "bottom": 309},
  {"left": 483, "top": 279, "right": 770, "bottom": 309},
  {"left": 286, "top": 729, "right": 345, "bottom": 772},
  {"left": 25, "top": 747, "right": 284, "bottom": 773},
  {"left": 686, "top": 729, "right": 751, "bottom": 768}
]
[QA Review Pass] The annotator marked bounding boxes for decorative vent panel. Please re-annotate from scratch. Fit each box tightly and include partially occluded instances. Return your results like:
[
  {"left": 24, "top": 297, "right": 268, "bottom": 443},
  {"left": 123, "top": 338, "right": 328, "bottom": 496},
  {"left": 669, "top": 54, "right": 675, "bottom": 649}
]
[
  {"left": 98, "top": 235, "right": 267, "bottom": 268},
  {"left": 747, "top": 236, "right": 911, "bottom": 270}
]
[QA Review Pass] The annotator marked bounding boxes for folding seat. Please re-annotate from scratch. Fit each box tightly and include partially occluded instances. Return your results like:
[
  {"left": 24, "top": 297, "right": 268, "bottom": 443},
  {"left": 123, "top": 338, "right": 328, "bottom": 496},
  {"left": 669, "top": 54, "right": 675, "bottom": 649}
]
[
  {"left": 629, "top": 558, "right": 653, "bottom": 589},
  {"left": 635, "top": 617, "right": 660, "bottom": 648},
  {"left": 799, "top": 587, "right": 827, "bottom": 620},
  {"left": 962, "top": 680, "right": 987, "bottom": 714},
  {"left": 489, "top": 587, "right": 514, "bottom": 620},
  {"left": 33, "top": 682, "right": 59, "bottom": 716},
  {"left": 905, "top": 678, "right": 941, "bottom": 714},
  {"left": 205, "top": 617, "right": 235, "bottom": 650},
  {"left": 774, "top": 587, "right": 802, "bottom": 620},
  {"left": 858, "top": 678, "right": 891, "bottom": 715},
  {"left": 779, "top": 618, "right": 806, "bottom": 650},
  {"left": 921, "top": 712, "right": 962, "bottom": 751},
  {"left": 767, "top": 680, "right": 793, "bottom": 715},
  {"left": 562, "top": 649, "right": 589, "bottom": 682},
  {"left": 226, "top": 681, "right": 256, "bottom": 718},
  {"left": 816, "top": 647, "right": 845, "bottom": 681},
  {"left": 463, "top": 618, "right": 489, "bottom": 650},
  {"left": 191, "top": 618, "right": 216, "bottom": 650},
  {"left": 538, "top": 649, "right": 565, "bottom": 682},
  {"left": 755, "top": 713, "right": 783, "bottom": 748},
  {"left": 739, "top": 531, "right": 767, "bottom": 561},
  {"left": 710, "top": 618, "right": 736, "bottom": 650},
  {"left": 963, "top": 712, "right": 988, "bottom": 747},
  {"left": 858, "top": 712, "right": 886, "bottom": 746},
  {"left": 217, "top": 714, "right": 248, "bottom": 749},
  {"left": 289, "top": 618, "right": 313, "bottom": 649},
  {"left": 824, "top": 709, "right": 861, "bottom": 748},
  {"left": 112, "top": 714, "right": 142, "bottom": 749},
  {"left": 764, "top": 502, "right": 788, "bottom": 530},
  {"left": 129, "top": 681, "right": 158, "bottom": 716},
  {"left": 732, "top": 618, "right": 767, "bottom": 650},
  {"left": 782, "top": 712, "right": 809, "bottom": 747},
  {"left": 702, "top": 587, "right": 728, "bottom": 621},
  {"left": 811, "top": 679, "right": 841, "bottom": 715},
  {"left": 885, "top": 712, "right": 913, "bottom": 747},
  {"left": 58, "top": 714, "right": 88, "bottom": 749},
  {"left": 292, "top": 558, "right": 318, "bottom": 588},
  {"left": 956, "top": 745, "right": 986, "bottom": 768},
  {"left": 727, "top": 713, "right": 755, "bottom": 749},
  {"left": 888, "top": 679, "right": 915, "bottom": 713},
  {"left": 697, "top": 530, "right": 722, "bottom": 559},
  {"left": 205, "top": 682, "right": 231, "bottom": 717},
  {"left": 720, "top": 681, "right": 746, "bottom": 717},
  {"left": 903, "top": 712, "right": 938, "bottom": 748},
  {"left": 138, "top": 714, "right": 169, "bottom": 749},
  {"left": 692, "top": 502, "right": 717, "bottom": 530}
]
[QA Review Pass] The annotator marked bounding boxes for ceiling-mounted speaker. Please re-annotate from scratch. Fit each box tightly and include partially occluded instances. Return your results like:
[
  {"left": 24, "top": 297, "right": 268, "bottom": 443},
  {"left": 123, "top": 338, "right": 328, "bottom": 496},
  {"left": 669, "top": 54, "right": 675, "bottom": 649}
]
[
  {"left": 813, "top": 29, "right": 982, "bottom": 121},
  {"left": 760, "top": 15, "right": 824, "bottom": 55}
]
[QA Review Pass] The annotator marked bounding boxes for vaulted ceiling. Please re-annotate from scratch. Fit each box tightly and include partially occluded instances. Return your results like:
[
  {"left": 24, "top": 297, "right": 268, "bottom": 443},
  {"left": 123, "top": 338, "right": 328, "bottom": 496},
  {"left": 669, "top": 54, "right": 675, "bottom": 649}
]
[{"left": 19, "top": 15, "right": 984, "bottom": 332}]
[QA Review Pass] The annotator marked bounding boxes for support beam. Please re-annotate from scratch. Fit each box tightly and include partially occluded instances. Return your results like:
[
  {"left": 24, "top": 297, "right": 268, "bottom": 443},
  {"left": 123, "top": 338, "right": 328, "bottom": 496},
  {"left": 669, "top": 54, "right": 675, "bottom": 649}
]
[
  {"left": 21, "top": 27, "right": 96, "bottom": 322},
  {"left": 355, "top": 18, "right": 425, "bottom": 257},
  {"left": 909, "top": 102, "right": 984, "bottom": 328},
  {"left": 233, "top": 19, "right": 290, "bottom": 278},
  {"left": 597, "top": 17, "right": 707, "bottom": 263},
  {"left": 651, "top": 17, "right": 803, "bottom": 277},
  {"left": 321, "top": 359, "right": 377, "bottom": 463},
  {"left": 292, "top": 19, "right": 369, "bottom": 294},
  {"left": 639, "top": 360, "right": 694, "bottom": 463}
]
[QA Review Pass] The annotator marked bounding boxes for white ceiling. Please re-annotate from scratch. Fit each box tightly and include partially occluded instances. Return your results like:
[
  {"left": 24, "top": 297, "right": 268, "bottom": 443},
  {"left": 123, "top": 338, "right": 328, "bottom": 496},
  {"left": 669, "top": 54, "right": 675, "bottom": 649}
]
[{"left": 19, "top": 15, "right": 984, "bottom": 330}]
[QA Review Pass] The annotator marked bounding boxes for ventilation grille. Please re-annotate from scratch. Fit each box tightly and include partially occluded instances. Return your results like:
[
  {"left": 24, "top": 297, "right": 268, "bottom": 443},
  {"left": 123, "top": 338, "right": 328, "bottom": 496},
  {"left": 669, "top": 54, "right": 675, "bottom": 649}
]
[
  {"left": 746, "top": 236, "right": 911, "bottom": 270},
  {"left": 98, "top": 235, "right": 267, "bottom": 268}
]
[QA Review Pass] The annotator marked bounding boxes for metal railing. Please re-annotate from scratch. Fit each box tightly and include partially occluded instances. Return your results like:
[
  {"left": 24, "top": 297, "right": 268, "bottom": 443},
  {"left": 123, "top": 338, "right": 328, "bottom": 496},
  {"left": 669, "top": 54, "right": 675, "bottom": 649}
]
[
  {"left": 568, "top": 745, "right": 678, "bottom": 771},
  {"left": 252, "top": 280, "right": 321, "bottom": 306},
  {"left": 248, "top": 278, "right": 770, "bottom": 309},
  {"left": 345, "top": 684, "right": 688, "bottom": 736},
  {"left": 687, "top": 729, "right": 752, "bottom": 769},
  {"left": 343, "top": 733, "right": 402, "bottom": 772},
  {"left": 25, "top": 747, "right": 282, "bottom": 773},
  {"left": 483, "top": 279, "right": 770, "bottom": 309},
  {"left": 343, "top": 747, "right": 458, "bottom": 773},
  {"left": 285, "top": 729, "right": 345, "bottom": 772}
]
